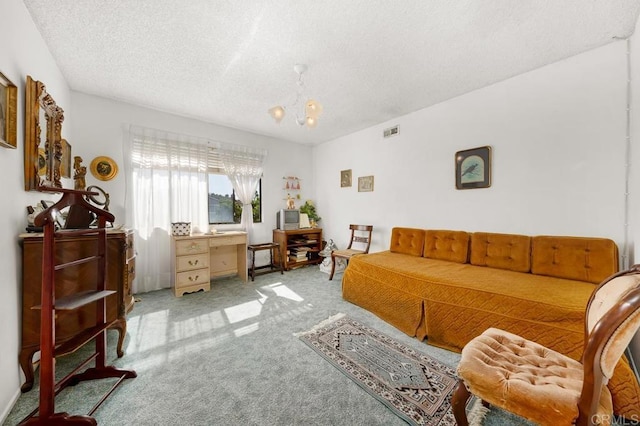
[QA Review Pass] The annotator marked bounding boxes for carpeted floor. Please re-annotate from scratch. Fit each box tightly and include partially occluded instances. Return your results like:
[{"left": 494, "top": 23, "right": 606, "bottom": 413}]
[{"left": 3, "top": 267, "right": 533, "bottom": 426}]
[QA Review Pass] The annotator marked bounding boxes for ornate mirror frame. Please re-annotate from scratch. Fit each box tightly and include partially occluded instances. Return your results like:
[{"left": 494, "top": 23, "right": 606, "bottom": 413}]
[{"left": 24, "top": 75, "right": 65, "bottom": 191}]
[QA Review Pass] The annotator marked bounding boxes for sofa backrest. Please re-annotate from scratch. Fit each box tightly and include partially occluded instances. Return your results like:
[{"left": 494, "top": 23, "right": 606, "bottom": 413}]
[
  {"left": 389, "top": 227, "right": 425, "bottom": 257},
  {"left": 470, "top": 232, "right": 531, "bottom": 273},
  {"left": 531, "top": 236, "right": 619, "bottom": 284},
  {"left": 423, "top": 230, "right": 470, "bottom": 264}
]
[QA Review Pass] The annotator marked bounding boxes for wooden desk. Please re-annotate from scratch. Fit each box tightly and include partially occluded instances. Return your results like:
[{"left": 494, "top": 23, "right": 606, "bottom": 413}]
[{"left": 171, "top": 231, "right": 248, "bottom": 297}]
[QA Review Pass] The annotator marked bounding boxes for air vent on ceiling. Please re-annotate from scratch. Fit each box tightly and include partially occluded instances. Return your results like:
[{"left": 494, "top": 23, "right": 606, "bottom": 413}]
[{"left": 383, "top": 125, "right": 399, "bottom": 138}]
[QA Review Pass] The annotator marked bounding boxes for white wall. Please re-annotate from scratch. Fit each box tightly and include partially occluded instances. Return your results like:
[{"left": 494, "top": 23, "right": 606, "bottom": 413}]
[
  {"left": 69, "top": 92, "right": 314, "bottom": 248},
  {"left": 0, "top": 0, "right": 75, "bottom": 420},
  {"left": 313, "top": 40, "right": 629, "bottom": 255}
]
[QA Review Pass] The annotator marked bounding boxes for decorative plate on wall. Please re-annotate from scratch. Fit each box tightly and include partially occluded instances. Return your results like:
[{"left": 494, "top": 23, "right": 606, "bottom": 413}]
[{"left": 90, "top": 156, "right": 118, "bottom": 181}]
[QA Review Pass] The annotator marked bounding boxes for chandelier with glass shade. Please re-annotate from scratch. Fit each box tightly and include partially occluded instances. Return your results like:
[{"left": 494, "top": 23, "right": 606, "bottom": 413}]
[{"left": 268, "top": 64, "right": 323, "bottom": 128}]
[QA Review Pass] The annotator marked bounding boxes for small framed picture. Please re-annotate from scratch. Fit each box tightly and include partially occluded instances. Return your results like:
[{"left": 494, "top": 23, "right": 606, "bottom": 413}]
[
  {"left": 340, "top": 169, "right": 352, "bottom": 187},
  {"left": 455, "top": 146, "right": 491, "bottom": 190},
  {"left": 60, "top": 139, "right": 72, "bottom": 178},
  {"left": 0, "top": 71, "right": 17, "bottom": 149},
  {"left": 358, "top": 175, "right": 374, "bottom": 192}
]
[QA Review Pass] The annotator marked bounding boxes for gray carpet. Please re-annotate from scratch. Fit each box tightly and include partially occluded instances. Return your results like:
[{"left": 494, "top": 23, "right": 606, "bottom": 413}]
[{"left": 4, "top": 267, "right": 533, "bottom": 426}]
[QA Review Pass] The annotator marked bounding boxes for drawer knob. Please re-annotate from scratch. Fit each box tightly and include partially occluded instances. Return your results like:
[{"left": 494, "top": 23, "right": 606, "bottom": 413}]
[
  {"left": 188, "top": 275, "right": 199, "bottom": 282},
  {"left": 188, "top": 259, "right": 199, "bottom": 266}
]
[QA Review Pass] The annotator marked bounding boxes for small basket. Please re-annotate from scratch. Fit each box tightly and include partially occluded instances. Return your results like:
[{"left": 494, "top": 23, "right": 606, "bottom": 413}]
[{"left": 171, "top": 222, "right": 191, "bottom": 236}]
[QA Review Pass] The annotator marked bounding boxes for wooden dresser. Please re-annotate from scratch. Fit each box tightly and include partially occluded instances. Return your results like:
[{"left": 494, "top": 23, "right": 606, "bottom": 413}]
[{"left": 19, "top": 229, "right": 136, "bottom": 392}]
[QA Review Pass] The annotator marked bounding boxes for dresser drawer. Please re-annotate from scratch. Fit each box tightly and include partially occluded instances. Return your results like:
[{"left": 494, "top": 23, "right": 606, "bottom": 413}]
[
  {"left": 209, "top": 234, "right": 245, "bottom": 248},
  {"left": 176, "top": 253, "right": 209, "bottom": 272},
  {"left": 175, "top": 238, "right": 209, "bottom": 256},
  {"left": 175, "top": 268, "right": 209, "bottom": 288}
]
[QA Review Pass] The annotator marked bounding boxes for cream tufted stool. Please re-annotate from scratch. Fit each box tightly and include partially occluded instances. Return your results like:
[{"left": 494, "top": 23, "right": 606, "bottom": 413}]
[{"left": 452, "top": 265, "right": 640, "bottom": 426}]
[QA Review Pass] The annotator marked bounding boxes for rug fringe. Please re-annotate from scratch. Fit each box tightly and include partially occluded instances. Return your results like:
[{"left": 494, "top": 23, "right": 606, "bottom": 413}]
[
  {"left": 467, "top": 398, "right": 490, "bottom": 426},
  {"left": 293, "top": 313, "right": 346, "bottom": 337}
]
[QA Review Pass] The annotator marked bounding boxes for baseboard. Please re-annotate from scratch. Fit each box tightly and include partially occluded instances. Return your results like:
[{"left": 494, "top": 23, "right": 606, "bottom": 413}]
[{"left": 0, "top": 387, "right": 22, "bottom": 425}]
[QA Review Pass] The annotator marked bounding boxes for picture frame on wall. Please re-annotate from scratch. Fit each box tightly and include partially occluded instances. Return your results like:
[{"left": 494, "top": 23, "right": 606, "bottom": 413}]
[
  {"left": 60, "top": 139, "right": 72, "bottom": 178},
  {"left": 455, "top": 146, "right": 491, "bottom": 189},
  {"left": 358, "top": 175, "right": 374, "bottom": 192},
  {"left": 0, "top": 71, "right": 17, "bottom": 149},
  {"left": 340, "top": 169, "right": 352, "bottom": 187}
]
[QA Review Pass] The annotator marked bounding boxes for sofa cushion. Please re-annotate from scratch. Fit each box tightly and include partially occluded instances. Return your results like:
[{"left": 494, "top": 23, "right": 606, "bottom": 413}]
[
  {"left": 423, "top": 230, "right": 469, "bottom": 264},
  {"left": 389, "top": 227, "right": 425, "bottom": 257},
  {"left": 470, "top": 232, "right": 531, "bottom": 273},
  {"left": 531, "top": 236, "right": 618, "bottom": 284}
]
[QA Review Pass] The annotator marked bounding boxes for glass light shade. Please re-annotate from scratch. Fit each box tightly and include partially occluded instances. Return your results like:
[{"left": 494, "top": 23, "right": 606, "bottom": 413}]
[
  {"left": 305, "top": 116, "right": 318, "bottom": 128},
  {"left": 268, "top": 106, "right": 286, "bottom": 123},
  {"left": 305, "top": 99, "right": 323, "bottom": 118}
]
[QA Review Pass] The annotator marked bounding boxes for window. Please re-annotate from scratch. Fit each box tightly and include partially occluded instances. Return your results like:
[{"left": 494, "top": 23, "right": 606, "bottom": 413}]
[{"left": 208, "top": 173, "right": 261, "bottom": 224}]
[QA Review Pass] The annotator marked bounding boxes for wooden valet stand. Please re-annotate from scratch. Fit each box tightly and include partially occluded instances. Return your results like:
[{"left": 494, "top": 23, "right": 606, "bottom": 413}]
[{"left": 20, "top": 187, "right": 136, "bottom": 425}]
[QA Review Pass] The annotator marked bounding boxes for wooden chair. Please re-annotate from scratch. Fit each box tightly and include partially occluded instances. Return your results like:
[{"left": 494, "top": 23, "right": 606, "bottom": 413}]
[
  {"left": 329, "top": 224, "right": 373, "bottom": 280},
  {"left": 451, "top": 265, "right": 640, "bottom": 426}
]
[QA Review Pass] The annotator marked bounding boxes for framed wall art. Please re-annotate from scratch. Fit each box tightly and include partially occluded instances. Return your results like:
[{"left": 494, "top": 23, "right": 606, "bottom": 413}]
[
  {"left": 0, "top": 71, "right": 17, "bottom": 149},
  {"left": 358, "top": 175, "right": 374, "bottom": 192},
  {"left": 455, "top": 146, "right": 491, "bottom": 189},
  {"left": 60, "top": 139, "right": 72, "bottom": 178},
  {"left": 90, "top": 156, "right": 118, "bottom": 181},
  {"left": 340, "top": 169, "right": 352, "bottom": 187}
]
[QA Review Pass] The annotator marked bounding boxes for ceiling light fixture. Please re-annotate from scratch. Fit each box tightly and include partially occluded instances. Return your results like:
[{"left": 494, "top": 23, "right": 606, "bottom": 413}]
[{"left": 268, "top": 64, "right": 323, "bottom": 128}]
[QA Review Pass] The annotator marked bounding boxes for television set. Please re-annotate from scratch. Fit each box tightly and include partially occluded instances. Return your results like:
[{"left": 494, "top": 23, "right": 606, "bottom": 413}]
[{"left": 277, "top": 209, "right": 300, "bottom": 230}]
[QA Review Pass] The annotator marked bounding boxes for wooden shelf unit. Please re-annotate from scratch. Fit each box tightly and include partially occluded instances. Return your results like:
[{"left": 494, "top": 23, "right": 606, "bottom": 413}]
[{"left": 273, "top": 228, "right": 323, "bottom": 270}]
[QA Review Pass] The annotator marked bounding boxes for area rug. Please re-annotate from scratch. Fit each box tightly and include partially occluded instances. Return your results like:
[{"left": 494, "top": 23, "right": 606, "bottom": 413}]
[{"left": 297, "top": 314, "right": 468, "bottom": 426}]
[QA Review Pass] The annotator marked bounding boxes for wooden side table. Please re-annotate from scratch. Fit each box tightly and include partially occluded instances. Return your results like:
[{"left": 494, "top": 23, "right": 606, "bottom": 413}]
[{"left": 248, "top": 243, "right": 284, "bottom": 281}]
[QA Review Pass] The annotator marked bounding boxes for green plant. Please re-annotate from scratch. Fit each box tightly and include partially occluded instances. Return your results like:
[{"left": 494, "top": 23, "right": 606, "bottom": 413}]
[{"left": 300, "top": 200, "right": 321, "bottom": 222}]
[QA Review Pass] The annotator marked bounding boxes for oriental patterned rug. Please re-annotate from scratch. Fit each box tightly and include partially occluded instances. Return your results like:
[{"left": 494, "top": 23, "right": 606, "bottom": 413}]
[{"left": 298, "top": 314, "right": 468, "bottom": 426}]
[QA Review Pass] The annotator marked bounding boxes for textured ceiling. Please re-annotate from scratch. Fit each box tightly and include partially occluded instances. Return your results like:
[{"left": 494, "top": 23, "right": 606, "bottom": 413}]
[{"left": 23, "top": 1, "right": 640, "bottom": 145}]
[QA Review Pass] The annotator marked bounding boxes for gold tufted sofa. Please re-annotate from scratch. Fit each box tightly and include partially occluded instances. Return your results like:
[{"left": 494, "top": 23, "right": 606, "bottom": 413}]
[{"left": 342, "top": 227, "right": 640, "bottom": 418}]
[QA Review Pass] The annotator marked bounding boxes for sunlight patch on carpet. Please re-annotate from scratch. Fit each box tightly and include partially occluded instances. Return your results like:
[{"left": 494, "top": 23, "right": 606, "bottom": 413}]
[{"left": 298, "top": 314, "right": 461, "bottom": 426}]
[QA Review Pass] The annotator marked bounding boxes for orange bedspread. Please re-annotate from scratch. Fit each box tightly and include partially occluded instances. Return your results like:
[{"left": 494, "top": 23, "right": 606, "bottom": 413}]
[{"left": 342, "top": 251, "right": 640, "bottom": 418}]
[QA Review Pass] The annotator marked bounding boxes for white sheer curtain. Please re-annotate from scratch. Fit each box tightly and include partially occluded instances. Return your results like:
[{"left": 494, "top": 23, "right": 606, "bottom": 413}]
[
  {"left": 124, "top": 126, "right": 209, "bottom": 293},
  {"left": 218, "top": 145, "right": 267, "bottom": 243}
]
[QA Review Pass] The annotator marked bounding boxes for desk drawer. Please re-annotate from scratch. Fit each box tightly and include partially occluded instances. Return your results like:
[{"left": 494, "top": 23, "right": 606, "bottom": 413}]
[
  {"left": 209, "top": 235, "right": 245, "bottom": 247},
  {"left": 175, "top": 239, "right": 209, "bottom": 256},
  {"left": 176, "top": 268, "right": 209, "bottom": 288},
  {"left": 176, "top": 253, "right": 210, "bottom": 272}
]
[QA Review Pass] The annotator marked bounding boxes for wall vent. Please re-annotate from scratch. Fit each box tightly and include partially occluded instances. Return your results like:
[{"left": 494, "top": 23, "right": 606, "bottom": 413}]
[{"left": 383, "top": 125, "right": 399, "bottom": 138}]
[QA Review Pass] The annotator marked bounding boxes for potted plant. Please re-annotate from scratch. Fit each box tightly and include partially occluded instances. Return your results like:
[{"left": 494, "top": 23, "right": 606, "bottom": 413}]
[{"left": 300, "top": 200, "right": 321, "bottom": 227}]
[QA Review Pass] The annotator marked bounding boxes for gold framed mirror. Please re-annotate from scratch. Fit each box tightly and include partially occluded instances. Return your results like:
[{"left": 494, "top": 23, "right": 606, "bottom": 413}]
[{"left": 24, "top": 75, "right": 65, "bottom": 191}]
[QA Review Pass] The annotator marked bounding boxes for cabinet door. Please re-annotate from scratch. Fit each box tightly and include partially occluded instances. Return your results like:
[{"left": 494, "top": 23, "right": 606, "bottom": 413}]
[{"left": 210, "top": 245, "right": 238, "bottom": 276}]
